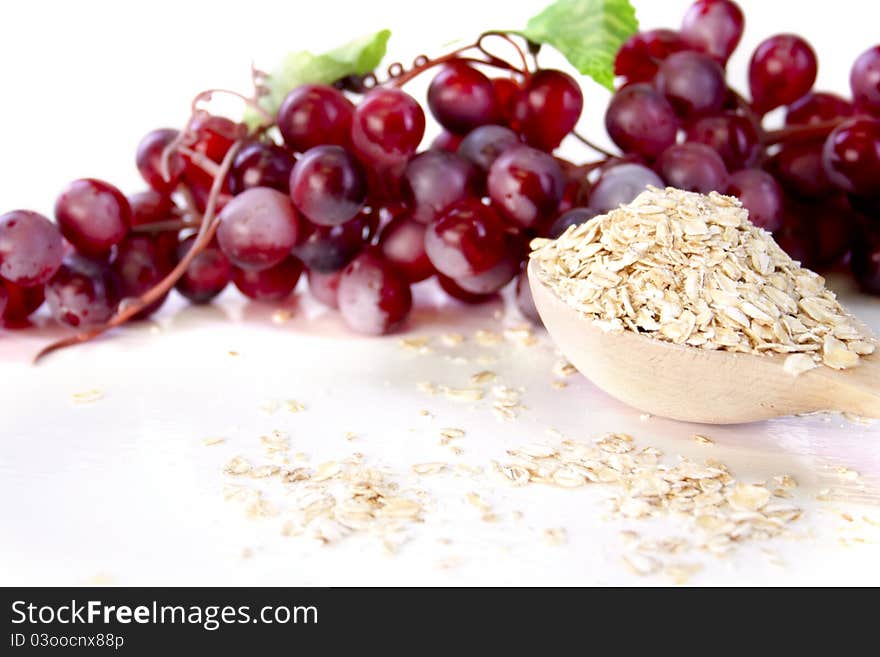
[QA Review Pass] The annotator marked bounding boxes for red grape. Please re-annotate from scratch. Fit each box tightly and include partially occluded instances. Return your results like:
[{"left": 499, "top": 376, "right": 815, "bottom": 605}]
[
  {"left": 851, "top": 45, "right": 880, "bottom": 116},
  {"left": 1, "top": 278, "right": 44, "bottom": 326},
  {"left": 55, "top": 178, "right": 131, "bottom": 258},
  {"left": 590, "top": 163, "right": 663, "bottom": 213},
  {"left": 128, "top": 190, "right": 175, "bottom": 227},
  {"left": 186, "top": 114, "right": 244, "bottom": 163},
  {"left": 785, "top": 92, "right": 853, "bottom": 126},
  {"left": 487, "top": 144, "right": 564, "bottom": 228},
  {"left": 748, "top": 34, "right": 818, "bottom": 113},
  {"left": 291, "top": 213, "right": 371, "bottom": 273},
  {"left": 605, "top": 84, "right": 679, "bottom": 160},
  {"left": 0, "top": 210, "right": 63, "bottom": 286},
  {"left": 493, "top": 77, "right": 520, "bottom": 125},
  {"left": 216, "top": 187, "right": 300, "bottom": 270},
  {"left": 431, "top": 131, "right": 464, "bottom": 152},
  {"left": 402, "top": 150, "right": 480, "bottom": 224},
  {"left": 680, "top": 0, "right": 744, "bottom": 64},
  {"left": 232, "top": 255, "right": 303, "bottom": 302},
  {"left": 766, "top": 140, "right": 833, "bottom": 199},
  {"left": 654, "top": 51, "right": 727, "bottom": 118},
  {"left": 425, "top": 199, "right": 507, "bottom": 278},
  {"left": 851, "top": 221, "right": 880, "bottom": 293},
  {"left": 515, "top": 268, "right": 541, "bottom": 324},
  {"left": 437, "top": 274, "right": 495, "bottom": 304},
  {"left": 726, "top": 169, "right": 783, "bottom": 231},
  {"left": 512, "top": 69, "right": 583, "bottom": 151},
  {"left": 230, "top": 141, "right": 296, "bottom": 194},
  {"left": 307, "top": 269, "right": 342, "bottom": 309},
  {"left": 136, "top": 128, "right": 185, "bottom": 193},
  {"left": 175, "top": 235, "right": 231, "bottom": 304},
  {"left": 614, "top": 29, "right": 689, "bottom": 83},
  {"left": 278, "top": 84, "right": 354, "bottom": 153},
  {"left": 546, "top": 207, "right": 599, "bottom": 239},
  {"left": 338, "top": 251, "right": 412, "bottom": 335},
  {"left": 351, "top": 88, "right": 425, "bottom": 167},
  {"left": 378, "top": 215, "right": 434, "bottom": 283},
  {"left": 451, "top": 243, "right": 519, "bottom": 295},
  {"left": 427, "top": 62, "right": 497, "bottom": 134},
  {"left": 458, "top": 125, "right": 520, "bottom": 172},
  {"left": 821, "top": 117, "right": 880, "bottom": 196},
  {"left": 289, "top": 145, "right": 367, "bottom": 226},
  {"left": 112, "top": 234, "right": 173, "bottom": 319},
  {"left": 656, "top": 143, "right": 728, "bottom": 193},
  {"left": 46, "top": 256, "right": 120, "bottom": 327},
  {"left": 684, "top": 112, "right": 761, "bottom": 170}
]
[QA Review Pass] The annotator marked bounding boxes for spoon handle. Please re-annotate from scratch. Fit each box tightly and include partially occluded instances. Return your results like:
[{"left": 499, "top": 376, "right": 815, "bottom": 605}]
[{"left": 818, "top": 355, "right": 880, "bottom": 418}]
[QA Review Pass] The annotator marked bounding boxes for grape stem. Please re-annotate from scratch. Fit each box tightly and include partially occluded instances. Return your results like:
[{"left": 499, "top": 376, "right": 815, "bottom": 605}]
[
  {"left": 34, "top": 140, "right": 244, "bottom": 363},
  {"left": 571, "top": 131, "right": 616, "bottom": 158},
  {"left": 762, "top": 118, "right": 848, "bottom": 145}
]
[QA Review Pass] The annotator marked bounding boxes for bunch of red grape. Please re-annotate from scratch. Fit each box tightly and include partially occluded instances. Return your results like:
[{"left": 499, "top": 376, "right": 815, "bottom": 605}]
[
  {"left": 2, "top": 0, "right": 879, "bottom": 351},
  {"left": 611, "top": 0, "right": 880, "bottom": 292}
]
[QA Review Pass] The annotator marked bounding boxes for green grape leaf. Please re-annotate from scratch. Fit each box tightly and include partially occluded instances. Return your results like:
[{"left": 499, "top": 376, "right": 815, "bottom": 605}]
[
  {"left": 245, "top": 30, "right": 391, "bottom": 127},
  {"left": 522, "top": 0, "right": 638, "bottom": 91}
]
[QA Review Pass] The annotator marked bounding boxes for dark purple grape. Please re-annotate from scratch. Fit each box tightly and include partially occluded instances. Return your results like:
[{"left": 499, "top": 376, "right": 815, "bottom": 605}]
[
  {"left": 291, "top": 213, "right": 371, "bottom": 273},
  {"left": 378, "top": 215, "right": 434, "bottom": 283},
  {"left": 55, "top": 178, "right": 131, "bottom": 257},
  {"left": 680, "top": 0, "right": 744, "bottom": 64},
  {"left": 515, "top": 268, "right": 541, "bottom": 325},
  {"left": 727, "top": 169, "right": 783, "bottom": 231},
  {"left": 487, "top": 145, "right": 564, "bottom": 228},
  {"left": 656, "top": 143, "right": 728, "bottom": 193},
  {"left": 128, "top": 190, "right": 175, "bottom": 227},
  {"left": 136, "top": 128, "right": 185, "bottom": 193},
  {"left": 511, "top": 69, "right": 583, "bottom": 151},
  {"left": 774, "top": 197, "right": 819, "bottom": 267},
  {"left": 351, "top": 88, "right": 425, "bottom": 167},
  {"left": 812, "top": 195, "right": 855, "bottom": 268},
  {"left": 821, "top": 117, "right": 880, "bottom": 196},
  {"left": 851, "top": 220, "right": 880, "bottom": 293},
  {"left": 614, "top": 29, "right": 689, "bottom": 83},
  {"left": 402, "top": 150, "right": 480, "bottom": 224},
  {"left": 278, "top": 84, "right": 354, "bottom": 153},
  {"left": 458, "top": 125, "right": 520, "bottom": 172},
  {"left": 546, "top": 207, "right": 600, "bottom": 239},
  {"left": 427, "top": 62, "right": 497, "bottom": 134},
  {"left": 425, "top": 200, "right": 507, "bottom": 278},
  {"left": 605, "top": 84, "right": 679, "bottom": 160},
  {"left": 590, "top": 164, "right": 663, "bottom": 213},
  {"left": 655, "top": 51, "right": 726, "bottom": 117},
  {"left": 289, "top": 145, "right": 366, "bottom": 226},
  {"left": 684, "top": 112, "right": 760, "bottom": 170},
  {"left": 46, "top": 255, "right": 120, "bottom": 327},
  {"left": 1, "top": 278, "right": 44, "bottom": 327},
  {"left": 175, "top": 236, "right": 231, "bottom": 304},
  {"left": 217, "top": 187, "right": 300, "bottom": 271},
  {"left": 230, "top": 141, "right": 296, "bottom": 194},
  {"left": 307, "top": 269, "right": 341, "bottom": 309},
  {"left": 232, "top": 255, "right": 303, "bottom": 302},
  {"left": 0, "top": 210, "right": 63, "bottom": 286},
  {"left": 851, "top": 45, "right": 880, "bottom": 116},
  {"left": 749, "top": 34, "right": 818, "bottom": 113},
  {"left": 766, "top": 140, "right": 833, "bottom": 199},
  {"left": 338, "top": 251, "right": 412, "bottom": 335},
  {"left": 785, "top": 92, "right": 854, "bottom": 126},
  {"left": 493, "top": 77, "right": 520, "bottom": 125}
]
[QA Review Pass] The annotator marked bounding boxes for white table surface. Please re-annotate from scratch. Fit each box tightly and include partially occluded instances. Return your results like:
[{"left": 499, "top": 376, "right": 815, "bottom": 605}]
[
  {"left": 1, "top": 275, "right": 879, "bottom": 587},
  {"left": 2, "top": 0, "right": 880, "bottom": 586}
]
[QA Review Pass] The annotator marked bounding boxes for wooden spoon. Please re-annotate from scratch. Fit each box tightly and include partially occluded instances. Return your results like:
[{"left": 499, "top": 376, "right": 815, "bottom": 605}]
[{"left": 528, "top": 259, "right": 880, "bottom": 424}]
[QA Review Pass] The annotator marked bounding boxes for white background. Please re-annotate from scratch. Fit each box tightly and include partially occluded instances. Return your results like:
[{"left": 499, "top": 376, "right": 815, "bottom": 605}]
[{"left": 1, "top": 0, "right": 880, "bottom": 586}]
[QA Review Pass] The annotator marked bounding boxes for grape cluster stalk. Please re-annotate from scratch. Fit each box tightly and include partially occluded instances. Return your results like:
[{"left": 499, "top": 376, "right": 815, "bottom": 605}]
[{"left": 1, "top": 0, "right": 879, "bottom": 361}]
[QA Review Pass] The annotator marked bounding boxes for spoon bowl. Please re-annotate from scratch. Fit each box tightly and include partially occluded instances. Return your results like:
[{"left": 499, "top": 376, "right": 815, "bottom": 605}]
[{"left": 528, "top": 259, "right": 880, "bottom": 424}]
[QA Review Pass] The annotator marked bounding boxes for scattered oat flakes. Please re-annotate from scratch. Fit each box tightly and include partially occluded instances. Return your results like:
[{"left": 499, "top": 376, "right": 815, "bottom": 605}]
[
  {"left": 228, "top": 351, "right": 240, "bottom": 357},
  {"left": 552, "top": 360, "right": 578, "bottom": 378},
  {"left": 285, "top": 399, "right": 306, "bottom": 413},
  {"left": 542, "top": 527, "right": 567, "bottom": 546},
  {"left": 412, "top": 462, "right": 447, "bottom": 476},
  {"left": 470, "top": 370, "right": 497, "bottom": 385},
  {"left": 418, "top": 409, "right": 433, "bottom": 418},
  {"left": 344, "top": 431, "right": 358, "bottom": 441},
  {"left": 552, "top": 380, "right": 568, "bottom": 389},
  {"left": 474, "top": 329, "right": 502, "bottom": 346},
  {"left": 504, "top": 325, "right": 538, "bottom": 346},
  {"left": 399, "top": 336, "right": 432, "bottom": 353},
  {"left": 71, "top": 389, "right": 104, "bottom": 405},
  {"left": 224, "top": 456, "right": 253, "bottom": 476},
  {"left": 440, "top": 332, "right": 464, "bottom": 347},
  {"left": 271, "top": 309, "right": 293, "bottom": 324},
  {"left": 259, "top": 400, "right": 280, "bottom": 414},
  {"left": 442, "top": 386, "right": 484, "bottom": 402},
  {"left": 692, "top": 434, "right": 714, "bottom": 446},
  {"left": 416, "top": 381, "right": 438, "bottom": 395},
  {"left": 203, "top": 437, "right": 226, "bottom": 447}
]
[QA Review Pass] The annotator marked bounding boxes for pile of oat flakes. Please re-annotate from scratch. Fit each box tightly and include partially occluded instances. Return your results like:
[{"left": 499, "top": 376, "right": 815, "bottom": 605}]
[{"left": 530, "top": 186, "right": 874, "bottom": 374}]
